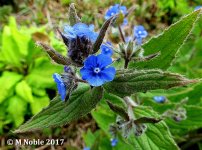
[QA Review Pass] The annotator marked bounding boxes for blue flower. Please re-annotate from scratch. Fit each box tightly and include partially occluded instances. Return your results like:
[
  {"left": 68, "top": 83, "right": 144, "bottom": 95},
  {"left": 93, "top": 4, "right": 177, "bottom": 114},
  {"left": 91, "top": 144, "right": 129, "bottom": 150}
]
[
  {"left": 63, "top": 23, "right": 98, "bottom": 43},
  {"left": 111, "top": 138, "right": 118, "bottom": 146},
  {"left": 83, "top": 147, "right": 90, "bottom": 150},
  {"left": 53, "top": 73, "right": 66, "bottom": 101},
  {"left": 100, "top": 42, "right": 113, "bottom": 57},
  {"left": 195, "top": 6, "right": 202, "bottom": 11},
  {"left": 153, "top": 96, "right": 166, "bottom": 103},
  {"left": 105, "top": 4, "right": 128, "bottom": 26},
  {"left": 62, "top": 23, "right": 98, "bottom": 65},
  {"left": 80, "top": 54, "right": 116, "bottom": 86},
  {"left": 133, "top": 25, "right": 148, "bottom": 45}
]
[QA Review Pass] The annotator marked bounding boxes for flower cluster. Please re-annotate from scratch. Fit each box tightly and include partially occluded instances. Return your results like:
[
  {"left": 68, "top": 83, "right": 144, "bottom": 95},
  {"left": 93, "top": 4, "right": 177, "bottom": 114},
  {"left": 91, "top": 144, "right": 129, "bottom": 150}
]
[
  {"left": 62, "top": 23, "right": 98, "bottom": 65},
  {"left": 105, "top": 4, "right": 128, "bottom": 26},
  {"left": 53, "top": 3, "right": 149, "bottom": 101},
  {"left": 133, "top": 25, "right": 148, "bottom": 45},
  {"left": 100, "top": 42, "right": 113, "bottom": 57}
]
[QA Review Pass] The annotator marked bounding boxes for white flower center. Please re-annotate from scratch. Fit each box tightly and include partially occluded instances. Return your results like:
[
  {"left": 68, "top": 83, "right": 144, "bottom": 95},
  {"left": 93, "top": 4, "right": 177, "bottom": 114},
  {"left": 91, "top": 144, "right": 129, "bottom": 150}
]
[
  {"left": 105, "top": 48, "right": 109, "bottom": 52},
  {"left": 94, "top": 67, "right": 101, "bottom": 73},
  {"left": 138, "top": 31, "right": 142, "bottom": 34}
]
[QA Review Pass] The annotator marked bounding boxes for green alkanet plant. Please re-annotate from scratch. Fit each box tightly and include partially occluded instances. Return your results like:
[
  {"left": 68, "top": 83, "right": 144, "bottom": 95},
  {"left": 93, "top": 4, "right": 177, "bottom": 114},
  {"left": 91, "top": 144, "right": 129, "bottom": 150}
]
[{"left": 14, "top": 3, "right": 202, "bottom": 150}]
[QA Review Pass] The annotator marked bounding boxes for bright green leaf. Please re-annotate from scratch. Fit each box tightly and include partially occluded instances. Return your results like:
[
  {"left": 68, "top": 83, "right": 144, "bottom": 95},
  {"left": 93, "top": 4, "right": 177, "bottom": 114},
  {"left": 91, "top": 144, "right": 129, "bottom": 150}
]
[
  {"left": 15, "top": 80, "right": 34, "bottom": 103},
  {"left": 7, "top": 96, "right": 27, "bottom": 127},
  {"left": 0, "top": 71, "right": 22, "bottom": 103},
  {"left": 30, "top": 96, "right": 49, "bottom": 115},
  {"left": 26, "top": 57, "right": 62, "bottom": 89}
]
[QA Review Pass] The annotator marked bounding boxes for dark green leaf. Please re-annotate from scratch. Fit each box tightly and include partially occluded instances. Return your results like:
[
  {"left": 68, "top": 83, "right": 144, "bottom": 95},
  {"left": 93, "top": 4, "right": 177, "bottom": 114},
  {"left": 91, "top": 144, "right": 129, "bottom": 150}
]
[
  {"left": 104, "top": 69, "right": 197, "bottom": 97},
  {"left": 106, "top": 100, "right": 129, "bottom": 121},
  {"left": 14, "top": 85, "right": 103, "bottom": 133},
  {"left": 92, "top": 16, "right": 115, "bottom": 53}
]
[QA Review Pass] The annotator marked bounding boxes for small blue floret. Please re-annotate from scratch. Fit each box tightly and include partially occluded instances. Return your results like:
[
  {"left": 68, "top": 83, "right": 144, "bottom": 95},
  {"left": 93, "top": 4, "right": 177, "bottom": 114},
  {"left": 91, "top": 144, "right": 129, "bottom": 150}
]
[
  {"left": 195, "top": 6, "right": 202, "bottom": 11},
  {"left": 63, "top": 23, "right": 98, "bottom": 42},
  {"left": 83, "top": 147, "right": 90, "bottom": 150},
  {"left": 53, "top": 73, "right": 66, "bottom": 101},
  {"left": 80, "top": 54, "right": 116, "bottom": 87},
  {"left": 153, "top": 96, "right": 166, "bottom": 103},
  {"left": 134, "top": 25, "right": 148, "bottom": 45},
  {"left": 111, "top": 138, "right": 118, "bottom": 147},
  {"left": 100, "top": 42, "right": 113, "bottom": 57},
  {"left": 105, "top": 4, "right": 128, "bottom": 26}
]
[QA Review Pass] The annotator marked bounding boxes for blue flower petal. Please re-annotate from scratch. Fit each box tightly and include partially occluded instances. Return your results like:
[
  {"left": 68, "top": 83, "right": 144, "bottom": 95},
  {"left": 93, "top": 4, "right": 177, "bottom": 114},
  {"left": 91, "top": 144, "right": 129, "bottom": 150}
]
[
  {"left": 100, "top": 67, "right": 116, "bottom": 82},
  {"left": 153, "top": 96, "right": 166, "bottom": 103},
  {"left": 101, "top": 43, "right": 113, "bottom": 57},
  {"left": 89, "top": 24, "right": 95, "bottom": 31},
  {"left": 134, "top": 25, "right": 148, "bottom": 45},
  {"left": 122, "top": 18, "right": 128, "bottom": 26},
  {"left": 83, "top": 55, "right": 97, "bottom": 69},
  {"left": 195, "top": 6, "right": 202, "bottom": 11},
  {"left": 83, "top": 147, "right": 90, "bottom": 150},
  {"left": 111, "top": 138, "right": 118, "bottom": 147},
  {"left": 63, "top": 25, "right": 76, "bottom": 39},
  {"left": 87, "top": 75, "right": 105, "bottom": 87},
  {"left": 120, "top": 6, "right": 127, "bottom": 14},
  {"left": 97, "top": 54, "right": 112, "bottom": 68},
  {"left": 80, "top": 67, "right": 93, "bottom": 80},
  {"left": 73, "top": 23, "right": 89, "bottom": 30},
  {"left": 53, "top": 73, "right": 66, "bottom": 101},
  {"left": 105, "top": 4, "right": 128, "bottom": 24}
]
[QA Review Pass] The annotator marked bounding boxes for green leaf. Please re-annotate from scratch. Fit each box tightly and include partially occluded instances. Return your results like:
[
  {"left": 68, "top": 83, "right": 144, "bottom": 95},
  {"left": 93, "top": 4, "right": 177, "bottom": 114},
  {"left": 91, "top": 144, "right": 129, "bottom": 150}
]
[
  {"left": 129, "top": 9, "right": 201, "bottom": 70},
  {"left": 30, "top": 96, "right": 49, "bottom": 115},
  {"left": 1, "top": 26, "right": 22, "bottom": 66},
  {"left": 92, "top": 16, "right": 115, "bottom": 53},
  {"left": 128, "top": 106, "right": 179, "bottom": 150},
  {"left": 15, "top": 80, "right": 34, "bottom": 103},
  {"left": 104, "top": 69, "right": 197, "bottom": 97},
  {"left": 165, "top": 105, "right": 202, "bottom": 136},
  {"left": 92, "top": 99, "right": 179, "bottom": 150},
  {"left": 0, "top": 71, "right": 23, "bottom": 103},
  {"left": 14, "top": 84, "right": 103, "bottom": 133},
  {"left": 68, "top": 3, "right": 81, "bottom": 26},
  {"left": 26, "top": 57, "right": 62, "bottom": 89},
  {"left": 7, "top": 96, "right": 27, "bottom": 127}
]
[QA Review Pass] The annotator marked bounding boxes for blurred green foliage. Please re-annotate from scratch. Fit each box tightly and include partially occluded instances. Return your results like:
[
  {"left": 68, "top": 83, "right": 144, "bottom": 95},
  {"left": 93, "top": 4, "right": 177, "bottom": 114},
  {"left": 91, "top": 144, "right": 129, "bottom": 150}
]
[{"left": 0, "top": 17, "right": 64, "bottom": 134}]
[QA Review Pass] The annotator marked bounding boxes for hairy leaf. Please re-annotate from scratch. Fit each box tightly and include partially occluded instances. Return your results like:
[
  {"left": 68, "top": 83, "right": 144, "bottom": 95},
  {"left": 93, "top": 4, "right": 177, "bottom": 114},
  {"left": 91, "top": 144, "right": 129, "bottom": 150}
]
[
  {"left": 128, "top": 106, "right": 179, "bottom": 150},
  {"left": 36, "top": 42, "right": 77, "bottom": 66},
  {"left": 68, "top": 3, "right": 81, "bottom": 26},
  {"left": 92, "top": 16, "right": 115, "bottom": 53},
  {"left": 129, "top": 9, "right": 201, "bottom": 70},
  {"left": 92, "top": 100, "right": 179, "bottom": 150},
  {"left": 14, "top": 85, "right": 103, "bottom": 133},
  {"left": 106, "top": 100, "right": 129, "bottom": 121},
  {"left": 104, "top": 69, "right": 197, "bottom": 97}
]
